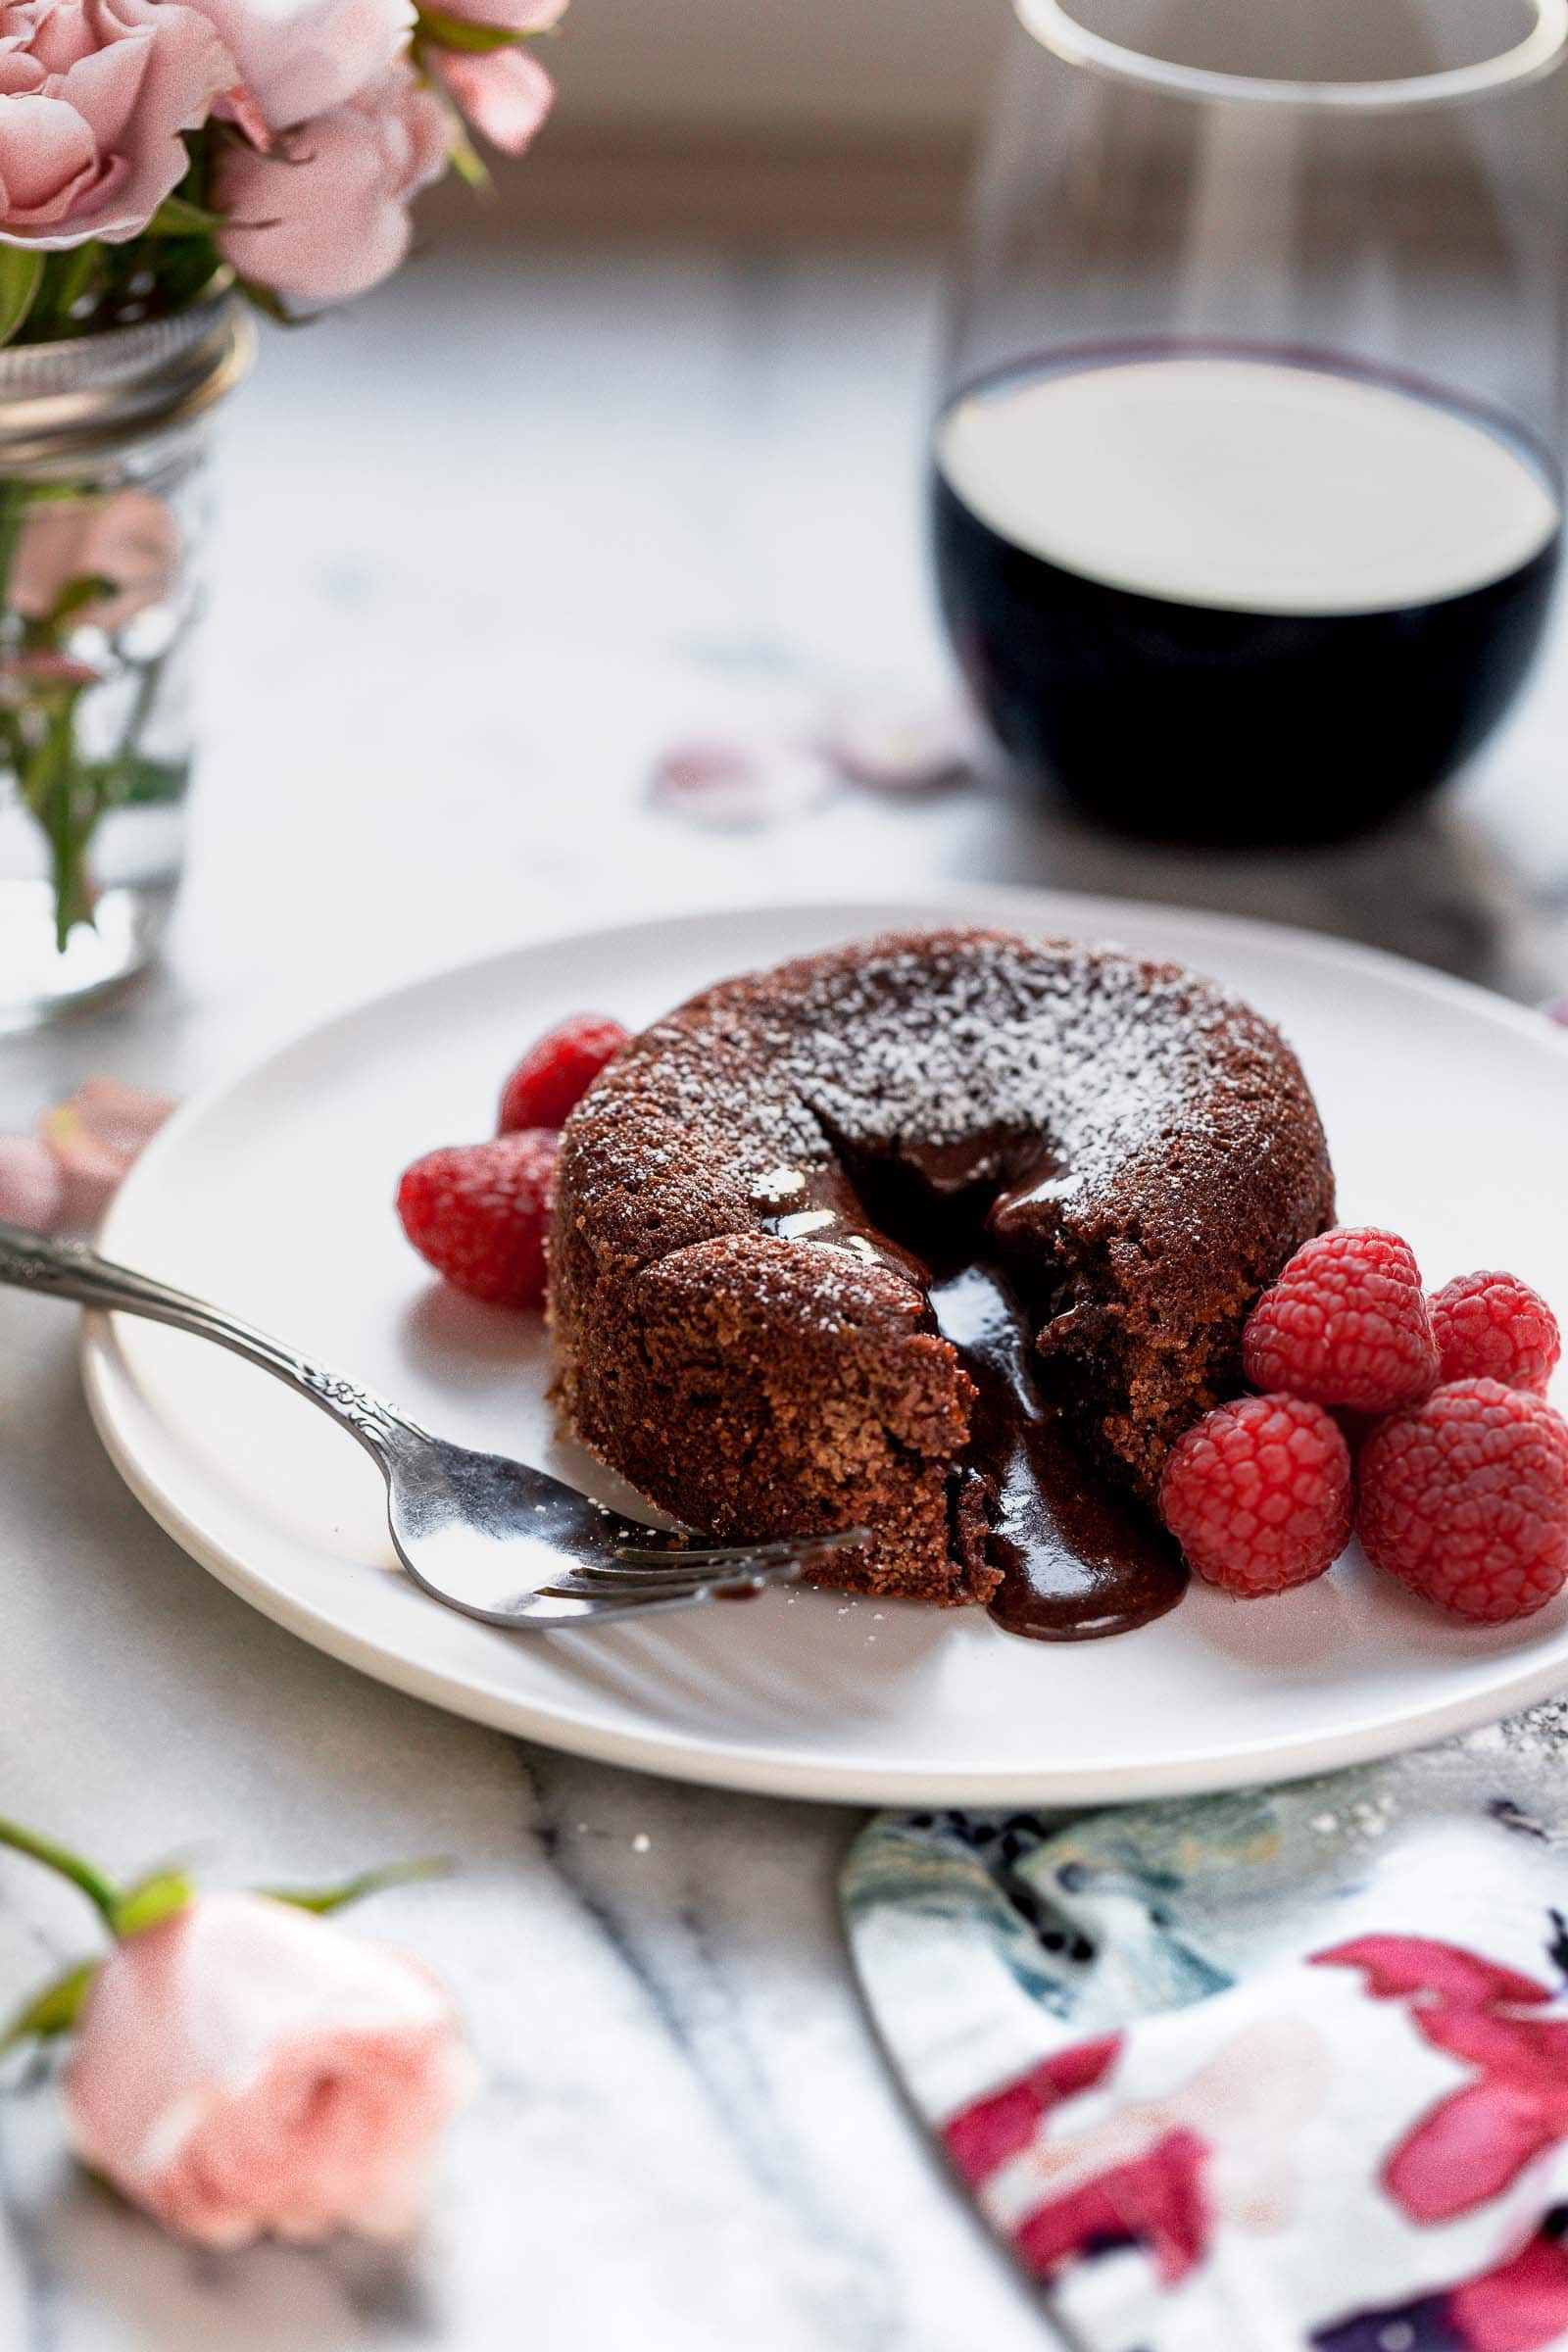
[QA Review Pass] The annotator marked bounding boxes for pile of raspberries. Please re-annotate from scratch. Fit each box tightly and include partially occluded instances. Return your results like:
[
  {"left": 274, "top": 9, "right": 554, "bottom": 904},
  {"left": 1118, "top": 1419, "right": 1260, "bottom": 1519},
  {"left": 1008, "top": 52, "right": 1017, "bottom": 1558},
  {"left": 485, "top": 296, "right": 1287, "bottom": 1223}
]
[
  {"left": 395, "top": 1015, "right": 629, "bottom": 1313},
  {"left": 1159, "top": 1230, "right": 1568, "bottom": 1624}
]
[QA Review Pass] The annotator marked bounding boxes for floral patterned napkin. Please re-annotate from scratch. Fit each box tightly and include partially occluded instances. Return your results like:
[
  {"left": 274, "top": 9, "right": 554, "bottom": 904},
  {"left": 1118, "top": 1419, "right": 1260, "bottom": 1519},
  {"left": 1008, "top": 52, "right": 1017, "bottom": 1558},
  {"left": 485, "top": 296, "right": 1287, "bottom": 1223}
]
[{"left": 843, "top": 1708, "right": 1568, "bottom": 2351}]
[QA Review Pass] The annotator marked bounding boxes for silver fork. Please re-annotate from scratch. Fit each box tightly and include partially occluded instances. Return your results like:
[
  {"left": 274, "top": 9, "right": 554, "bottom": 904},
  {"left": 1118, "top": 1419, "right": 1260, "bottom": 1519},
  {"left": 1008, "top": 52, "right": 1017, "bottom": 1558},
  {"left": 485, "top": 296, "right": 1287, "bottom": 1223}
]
[{"left": 0, "top": 1223, "right": 866, "bottom": 1629}]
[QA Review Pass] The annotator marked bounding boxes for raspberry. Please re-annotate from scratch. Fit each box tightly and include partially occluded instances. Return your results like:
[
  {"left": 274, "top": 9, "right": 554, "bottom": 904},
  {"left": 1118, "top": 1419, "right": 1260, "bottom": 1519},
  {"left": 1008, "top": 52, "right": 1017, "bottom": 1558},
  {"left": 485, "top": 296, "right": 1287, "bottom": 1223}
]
[
  {"left": 1429, "top": 1271, "right": 1561, "bottom": 1397},
  {"left": 1158, "top": 1395, "right": 1352, "bottom": 1595},
  {"left": 1357, "top": 1380, "right": 1568, "bottom": 1623},
  {"left": 1244, "top": 1227, "right": 1438, "bottom": 1412},
  {"left": 498, "top": 1016, "right": 629, "bottom": 1134},
  {"left": 396, "top": 1130, "right": 560, "bottom": 1307}
]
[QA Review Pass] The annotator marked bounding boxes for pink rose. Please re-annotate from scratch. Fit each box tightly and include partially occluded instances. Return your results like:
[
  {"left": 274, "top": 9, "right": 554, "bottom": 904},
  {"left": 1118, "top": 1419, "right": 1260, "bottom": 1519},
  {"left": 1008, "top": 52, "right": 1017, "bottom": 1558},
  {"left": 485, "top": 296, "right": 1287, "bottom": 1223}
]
[
  {"left": 0, "top": 0, "right": 237, "bottom": 247},
  {"left": 431, "top": 44, "right": 552, "bottom": 156},
  {"left": 10, "top": 488, "right": 179, "bottom": 632},
  {"left": 421, "top": 0, "right": 562, "bottom": 153},
  {"left": 215, "top": 63, "right": 447, "bottom": 301},
  {"left": 187, "top": 0, "right": 413, "bottom": 130},
  {"left": 63, "top": 1892, "right": 475, "bottom": 2246}
]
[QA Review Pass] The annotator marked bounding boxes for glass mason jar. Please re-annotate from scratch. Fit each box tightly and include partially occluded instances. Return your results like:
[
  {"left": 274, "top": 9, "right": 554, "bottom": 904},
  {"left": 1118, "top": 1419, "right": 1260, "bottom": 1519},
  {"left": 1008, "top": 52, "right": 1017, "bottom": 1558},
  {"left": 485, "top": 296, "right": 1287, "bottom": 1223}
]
[
  {"left": 933, "top": 0, "right": 1568, "bottom": 846},
  {"left": 0, "top": 290, "right": 253, "bottom": 1030}
]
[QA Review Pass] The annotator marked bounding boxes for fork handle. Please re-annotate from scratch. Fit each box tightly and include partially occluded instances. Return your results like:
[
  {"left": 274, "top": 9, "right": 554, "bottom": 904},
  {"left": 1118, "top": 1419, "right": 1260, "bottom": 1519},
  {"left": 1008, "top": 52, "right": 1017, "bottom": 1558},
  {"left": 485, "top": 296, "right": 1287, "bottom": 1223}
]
[{"left": 0, "top": 1221, "right": 416, "bottom": 1460}]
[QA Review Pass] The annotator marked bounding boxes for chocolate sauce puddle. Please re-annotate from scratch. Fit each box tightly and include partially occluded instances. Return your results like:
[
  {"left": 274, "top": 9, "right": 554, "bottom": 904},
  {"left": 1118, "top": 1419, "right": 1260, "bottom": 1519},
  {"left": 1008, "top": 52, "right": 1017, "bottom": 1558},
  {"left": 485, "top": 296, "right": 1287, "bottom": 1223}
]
[
  {"left": 755, "top": 1152, "right": 1187, "bottom": 1642},
  {"left": 930, "top": 1262, "right": 1187, "bottom": 1642}
]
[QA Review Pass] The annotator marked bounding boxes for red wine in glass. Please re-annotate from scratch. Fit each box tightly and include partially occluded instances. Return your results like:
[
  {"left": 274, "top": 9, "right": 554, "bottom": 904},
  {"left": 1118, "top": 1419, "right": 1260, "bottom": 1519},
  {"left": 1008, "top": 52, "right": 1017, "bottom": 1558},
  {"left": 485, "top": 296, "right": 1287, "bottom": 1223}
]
[
  {"left": 940, "top": 0, "right": 1568, "bottom": 844},
  {"left": 933, "top": 347, "right": 1562, "bottom": 845}
]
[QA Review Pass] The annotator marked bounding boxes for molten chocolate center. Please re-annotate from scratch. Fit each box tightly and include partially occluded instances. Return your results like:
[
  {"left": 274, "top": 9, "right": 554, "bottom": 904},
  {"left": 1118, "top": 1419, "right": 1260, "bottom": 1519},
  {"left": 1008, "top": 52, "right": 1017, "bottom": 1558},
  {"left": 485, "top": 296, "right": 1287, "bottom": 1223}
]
[
  {"left": 754, "top": 1148, "right": 1187, "bottom": 1642},
  {"left": 929, "top": 1262, "right": 1186, "bottom": 1642}
]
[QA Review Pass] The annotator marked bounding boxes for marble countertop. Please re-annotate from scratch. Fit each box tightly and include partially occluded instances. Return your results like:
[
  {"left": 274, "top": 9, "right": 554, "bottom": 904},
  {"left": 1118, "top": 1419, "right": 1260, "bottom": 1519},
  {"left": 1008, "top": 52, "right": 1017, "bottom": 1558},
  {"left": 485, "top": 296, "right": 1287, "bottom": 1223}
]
[{"left": 4, "top": 243, "right": 1568, "bottom": 2351}]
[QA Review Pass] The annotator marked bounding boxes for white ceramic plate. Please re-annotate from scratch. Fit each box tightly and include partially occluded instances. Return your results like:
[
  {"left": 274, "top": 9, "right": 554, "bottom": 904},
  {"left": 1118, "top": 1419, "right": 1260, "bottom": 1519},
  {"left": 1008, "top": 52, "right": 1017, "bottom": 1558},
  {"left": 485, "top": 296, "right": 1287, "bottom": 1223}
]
[{"left": 84, "top": 890, "right": 1568, "bottom": 1806}]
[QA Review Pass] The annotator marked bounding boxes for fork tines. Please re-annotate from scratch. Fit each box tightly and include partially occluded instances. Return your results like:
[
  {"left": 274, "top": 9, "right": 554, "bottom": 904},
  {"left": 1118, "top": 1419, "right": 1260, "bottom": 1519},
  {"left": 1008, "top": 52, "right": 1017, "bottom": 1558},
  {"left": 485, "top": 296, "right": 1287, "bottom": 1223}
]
[
  {"left": 611, "top": 1530, "right": 868, "bottom": 1571},
  {"left": 541, "top": 1550, "right": 806, "bottom": 1605}
]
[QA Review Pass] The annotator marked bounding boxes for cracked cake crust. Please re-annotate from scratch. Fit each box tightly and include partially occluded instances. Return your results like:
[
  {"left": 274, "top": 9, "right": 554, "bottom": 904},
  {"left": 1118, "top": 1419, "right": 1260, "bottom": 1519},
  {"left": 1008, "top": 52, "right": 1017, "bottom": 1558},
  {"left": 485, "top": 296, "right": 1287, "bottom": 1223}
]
[{"left": 547, "top": 926, "right": 1336, "bottom": 1604}]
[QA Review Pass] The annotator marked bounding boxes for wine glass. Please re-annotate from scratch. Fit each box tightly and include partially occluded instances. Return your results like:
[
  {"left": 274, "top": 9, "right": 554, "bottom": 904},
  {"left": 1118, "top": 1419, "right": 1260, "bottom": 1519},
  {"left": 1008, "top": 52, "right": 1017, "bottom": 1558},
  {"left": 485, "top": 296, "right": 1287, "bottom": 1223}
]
[{"left": 933, "top": 0, "right": 1568, "bottom": 845}]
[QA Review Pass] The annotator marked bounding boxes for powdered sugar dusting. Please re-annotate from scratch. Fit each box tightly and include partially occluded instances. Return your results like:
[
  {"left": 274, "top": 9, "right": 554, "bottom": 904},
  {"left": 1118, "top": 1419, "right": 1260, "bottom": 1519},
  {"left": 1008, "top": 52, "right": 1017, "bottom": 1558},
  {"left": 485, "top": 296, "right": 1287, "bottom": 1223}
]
[
  {"left": 788, "top": 935, "right": 1229, "bottom": 1197},
  {"left": 600, "top": 932, "right": 1249, "bottom": 1194},
  {"left": 559, "top": 926, "right": 1319, "bottom": 1323}
]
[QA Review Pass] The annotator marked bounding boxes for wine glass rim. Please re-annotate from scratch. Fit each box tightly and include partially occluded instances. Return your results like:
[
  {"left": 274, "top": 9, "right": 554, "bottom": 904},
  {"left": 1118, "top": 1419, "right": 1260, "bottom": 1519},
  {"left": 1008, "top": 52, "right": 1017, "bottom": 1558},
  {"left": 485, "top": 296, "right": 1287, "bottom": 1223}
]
[{"left": 1013, "top": 0, "right": 1568, "bottom": 108}]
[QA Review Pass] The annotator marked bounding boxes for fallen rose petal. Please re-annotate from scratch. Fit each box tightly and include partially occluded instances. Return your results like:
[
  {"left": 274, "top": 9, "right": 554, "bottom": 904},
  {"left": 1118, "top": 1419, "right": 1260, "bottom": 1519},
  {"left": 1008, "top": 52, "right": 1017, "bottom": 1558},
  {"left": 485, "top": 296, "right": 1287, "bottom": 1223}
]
[
  {"left": 39, "top": 1108, "right": 129, "bottom": 1230},
  {"left": 649, "top": 736, "right": 834, "bottom": 831},
  {"left": 38, "top": 1080, "right": 173, "bottom": 1227},
  {"left": 819, "top": 697, "right": 978, "bottom": 794},
  {"left": 69, "top": 1077, "right": 176, "bottom": 1159},
  {"left": 1545, "top": 999, "right": 1568, "bottom": 1029},
  {"left": 0, "top": 1134, "right": 66, "bottom": 1231}
]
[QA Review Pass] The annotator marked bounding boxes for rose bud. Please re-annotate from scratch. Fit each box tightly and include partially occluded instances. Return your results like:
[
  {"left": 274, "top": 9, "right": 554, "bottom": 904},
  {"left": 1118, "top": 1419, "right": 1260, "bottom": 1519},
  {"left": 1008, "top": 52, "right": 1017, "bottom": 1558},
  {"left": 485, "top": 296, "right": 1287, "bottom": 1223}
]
[
  {"left": 215, "top": 65, "right": 448, "bottom": 304},
  {"left": 63, "top": 1891, "right": 475, "bottom": 2246}
]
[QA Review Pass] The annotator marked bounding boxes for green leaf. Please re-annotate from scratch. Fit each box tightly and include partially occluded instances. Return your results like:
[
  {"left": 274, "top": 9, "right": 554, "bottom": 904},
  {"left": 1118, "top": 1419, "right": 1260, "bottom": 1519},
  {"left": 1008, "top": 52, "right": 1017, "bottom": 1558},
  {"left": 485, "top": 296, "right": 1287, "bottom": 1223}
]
[
  {"left": 0, "top": 1960, "right": 96, "bottom": 2054},
  {"left": 416, "top": 7, "right": 528, "bottom": 50},
  {"left": 448, "top": 127, "right": 494, "bottom": 196},
  {"left": 264, "top": 1859, "right": 451, "bottom": 1917},
  {"left": 111, "top": 1871, "right": 194, "bottom": 1938},
  {"left": 0, "top": 1817, "right": 120, "bottom": 1930},
  {"left": 147, "top": 196, "right": 224, "bottom": 236},
  {"left": 0, "top": 247, "right": 42, "bottom": 349},
  {"left": 34, "top": 240, "right": 99, "bottom": 337}
]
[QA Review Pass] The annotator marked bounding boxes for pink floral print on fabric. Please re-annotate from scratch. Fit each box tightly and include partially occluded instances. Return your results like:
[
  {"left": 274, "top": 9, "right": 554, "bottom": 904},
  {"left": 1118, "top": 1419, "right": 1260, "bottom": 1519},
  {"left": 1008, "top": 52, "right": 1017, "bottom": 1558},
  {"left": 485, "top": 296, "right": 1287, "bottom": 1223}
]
[{"left": 1315, "top": 1936, "right": 1568, "bottom": 2224}]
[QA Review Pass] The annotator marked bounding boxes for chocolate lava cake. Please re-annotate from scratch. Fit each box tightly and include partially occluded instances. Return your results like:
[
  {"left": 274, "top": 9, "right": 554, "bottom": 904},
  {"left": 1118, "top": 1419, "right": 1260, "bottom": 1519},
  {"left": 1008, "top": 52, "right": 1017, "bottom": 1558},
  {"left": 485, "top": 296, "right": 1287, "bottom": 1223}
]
[{"left": 548, "top": 928, "right": 1334, "bottom": 1615}]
